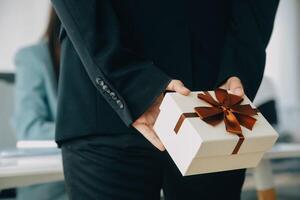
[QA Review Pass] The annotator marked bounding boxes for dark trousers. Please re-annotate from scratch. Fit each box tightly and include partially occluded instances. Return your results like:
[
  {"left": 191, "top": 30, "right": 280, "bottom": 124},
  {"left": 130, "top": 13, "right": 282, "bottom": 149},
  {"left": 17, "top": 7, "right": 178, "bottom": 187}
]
[{"left": 61, "top": 132, "right": 245, "bottom": 200}]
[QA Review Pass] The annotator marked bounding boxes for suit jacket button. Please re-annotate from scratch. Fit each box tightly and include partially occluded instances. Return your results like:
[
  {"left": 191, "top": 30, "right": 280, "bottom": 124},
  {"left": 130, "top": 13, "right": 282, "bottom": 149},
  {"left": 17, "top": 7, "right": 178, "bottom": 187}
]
[
  {"left": 112, "top": 96, "right": 117, "bottom": 101},
  {"left": 110, "top": 92, "right": 117, "bottom": 100},
  {"left": 104, "top": 87, "right": 111, "bottom": 93},
  {"left": 102, "top": 85, "right": 108, "bottom": 91},
  {"left": 96, "top": 78, "right": 104, "bottom": 86},
  {"left": 116, "top": 100, "right": 124, "bottom": 109}
]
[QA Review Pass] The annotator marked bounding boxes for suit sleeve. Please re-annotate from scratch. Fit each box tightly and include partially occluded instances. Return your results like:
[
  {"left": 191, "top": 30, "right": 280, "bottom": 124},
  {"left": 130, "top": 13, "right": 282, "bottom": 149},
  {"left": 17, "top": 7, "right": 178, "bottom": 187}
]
[
  {"left": 215, "top": 0, "right": 279, "bottom": 100},
  {"left": 51, "top": 0, "right": 172, "bottom": 126}
]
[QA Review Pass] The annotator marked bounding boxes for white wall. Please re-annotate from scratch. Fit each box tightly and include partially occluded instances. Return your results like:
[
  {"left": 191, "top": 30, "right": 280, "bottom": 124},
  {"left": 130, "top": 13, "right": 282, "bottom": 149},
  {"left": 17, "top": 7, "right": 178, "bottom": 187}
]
[
  {"left": 264, "top": 0, "right": 300, "bottom": 139},
  {"left": 0, "top": 0, "right": 50, "bottom": 73}
]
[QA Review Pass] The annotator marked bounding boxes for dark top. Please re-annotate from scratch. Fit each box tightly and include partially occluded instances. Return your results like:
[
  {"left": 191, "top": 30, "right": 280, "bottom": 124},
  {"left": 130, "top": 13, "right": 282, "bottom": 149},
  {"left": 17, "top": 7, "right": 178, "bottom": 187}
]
[{"left": 51, "top": 0, "right": 279, "bottom": 144}]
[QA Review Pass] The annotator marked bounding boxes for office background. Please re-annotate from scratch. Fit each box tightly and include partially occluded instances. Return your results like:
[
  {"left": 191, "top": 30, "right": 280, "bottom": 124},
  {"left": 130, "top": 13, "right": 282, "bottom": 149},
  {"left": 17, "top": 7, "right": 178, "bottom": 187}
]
[
  {"left": 1, "top": 0, "right": 299, "bottom": 141},
  {"left": 0, "top": 0, "right": 299, "bottom": 200}
]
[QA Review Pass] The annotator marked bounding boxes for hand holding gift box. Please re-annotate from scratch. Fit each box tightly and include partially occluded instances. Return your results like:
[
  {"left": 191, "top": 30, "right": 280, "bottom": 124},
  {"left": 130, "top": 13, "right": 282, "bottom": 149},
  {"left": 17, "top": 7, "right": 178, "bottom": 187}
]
[{"left": 154, "top": 89, "right": 278, "bottom": 176}]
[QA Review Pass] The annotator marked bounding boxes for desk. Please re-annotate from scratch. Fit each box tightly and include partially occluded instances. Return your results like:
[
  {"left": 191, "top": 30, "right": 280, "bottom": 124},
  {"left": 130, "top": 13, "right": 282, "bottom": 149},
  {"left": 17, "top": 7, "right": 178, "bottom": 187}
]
[
  {"left": 0, "top": 155, "right": 63, "bottom": 190},
  {"left": 253, "top": 143, "right": 300, "bottom": 200},
  {"left": 0, "top": 143, "right": 300, "bottom": 200}
]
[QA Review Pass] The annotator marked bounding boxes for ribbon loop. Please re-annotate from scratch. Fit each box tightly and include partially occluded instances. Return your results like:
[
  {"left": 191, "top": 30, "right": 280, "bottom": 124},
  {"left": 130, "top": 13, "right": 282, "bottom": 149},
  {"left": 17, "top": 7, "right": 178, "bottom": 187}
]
[{"left": 197, "top": 92, "right": 220, "bottom": 107}]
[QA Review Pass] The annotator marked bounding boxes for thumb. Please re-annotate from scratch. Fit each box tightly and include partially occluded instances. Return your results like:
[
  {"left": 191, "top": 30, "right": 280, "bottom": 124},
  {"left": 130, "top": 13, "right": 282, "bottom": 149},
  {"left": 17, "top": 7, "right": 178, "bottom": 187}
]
[
  {"left": 166, "top": 80, "right": 190, "bottom": 96},
  {"left": 226, "top": 77, "right": 244, "bottom": 97}
]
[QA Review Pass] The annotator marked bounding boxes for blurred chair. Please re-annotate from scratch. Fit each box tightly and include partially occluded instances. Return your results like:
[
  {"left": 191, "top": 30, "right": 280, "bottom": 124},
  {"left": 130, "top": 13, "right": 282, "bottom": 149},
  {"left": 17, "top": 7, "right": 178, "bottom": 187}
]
[
  {"left": 254, "top": 77, "right": 294, "bottom": 143},
  {"left": 253, "top": 77, "right": 278, "bottom": 126},
  {"left": 243, "top": 76, "right": 300, "bottom": 200}
]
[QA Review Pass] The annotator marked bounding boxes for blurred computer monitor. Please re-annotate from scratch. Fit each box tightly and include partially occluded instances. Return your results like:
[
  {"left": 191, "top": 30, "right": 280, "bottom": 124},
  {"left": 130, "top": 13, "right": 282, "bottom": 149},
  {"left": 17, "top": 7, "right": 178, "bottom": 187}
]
[{"left": 0, "top": 73, "right": 17, "bottom": 150}]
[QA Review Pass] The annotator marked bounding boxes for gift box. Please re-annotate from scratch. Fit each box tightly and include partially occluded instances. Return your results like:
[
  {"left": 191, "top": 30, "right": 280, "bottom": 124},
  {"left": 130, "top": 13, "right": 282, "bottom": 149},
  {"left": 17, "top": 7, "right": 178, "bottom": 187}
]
[{"left": 154, "top": 89, "right": 278, "bottom": 176}]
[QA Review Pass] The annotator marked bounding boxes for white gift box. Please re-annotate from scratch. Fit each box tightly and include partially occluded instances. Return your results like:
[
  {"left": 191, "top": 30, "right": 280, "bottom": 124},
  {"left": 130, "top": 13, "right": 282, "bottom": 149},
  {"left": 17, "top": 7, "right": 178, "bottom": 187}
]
[{"left": 154, "top": 91, "right": 278, "bottom": 176}]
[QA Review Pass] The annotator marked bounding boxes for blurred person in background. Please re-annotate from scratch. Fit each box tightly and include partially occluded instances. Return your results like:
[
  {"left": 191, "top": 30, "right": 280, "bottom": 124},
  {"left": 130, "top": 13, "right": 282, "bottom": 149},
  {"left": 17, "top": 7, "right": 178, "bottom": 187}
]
[{"left": 12, "top": 8, "right": 67, "bottom": 200}]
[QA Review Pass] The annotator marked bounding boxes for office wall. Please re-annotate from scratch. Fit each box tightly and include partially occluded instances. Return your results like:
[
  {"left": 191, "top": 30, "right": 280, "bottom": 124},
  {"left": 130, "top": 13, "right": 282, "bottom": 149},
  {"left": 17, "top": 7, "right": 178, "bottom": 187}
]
[
  {"left": 0, "top": 0, "right": 50, "bottom": 73},
  {"left": 265, "top": 0, "right": 300, "bottom": 139}
]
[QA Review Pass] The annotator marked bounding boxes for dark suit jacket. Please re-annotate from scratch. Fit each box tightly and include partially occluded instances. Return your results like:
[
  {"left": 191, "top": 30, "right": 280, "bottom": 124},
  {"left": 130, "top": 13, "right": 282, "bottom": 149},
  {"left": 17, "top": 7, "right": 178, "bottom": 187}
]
[{"left": 51, "top": 0, "right": 278, "bottom": 144}]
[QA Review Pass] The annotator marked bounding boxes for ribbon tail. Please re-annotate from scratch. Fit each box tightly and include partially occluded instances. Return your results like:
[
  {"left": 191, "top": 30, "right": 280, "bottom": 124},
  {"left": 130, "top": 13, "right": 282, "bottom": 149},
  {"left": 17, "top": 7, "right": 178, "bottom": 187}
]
[
  {"left": 174, "top": 113, "right": 199, "bottom": 134},
  {"left": 224, "top": 110, "right": 242, "bottom": 134},
  {"left": 232, "top": 133, "right": 245, "bottom": 154}
]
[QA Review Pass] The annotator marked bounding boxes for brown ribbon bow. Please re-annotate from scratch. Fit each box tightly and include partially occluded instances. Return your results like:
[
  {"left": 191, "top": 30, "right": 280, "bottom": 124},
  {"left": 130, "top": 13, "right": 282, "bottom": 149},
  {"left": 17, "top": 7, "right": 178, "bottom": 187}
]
[
  {"left": 195, "top": 88, "right": 258, "bottom": 134},
  {"left": 173, "top": 88, "right": 258, "bottom": 154}
]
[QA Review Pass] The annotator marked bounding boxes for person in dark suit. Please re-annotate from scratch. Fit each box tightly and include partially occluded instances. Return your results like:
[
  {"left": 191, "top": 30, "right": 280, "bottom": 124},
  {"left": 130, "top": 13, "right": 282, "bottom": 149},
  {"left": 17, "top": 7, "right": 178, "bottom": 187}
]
[{"left": 51, "top": 0, "right": 279, "bottom": 199}]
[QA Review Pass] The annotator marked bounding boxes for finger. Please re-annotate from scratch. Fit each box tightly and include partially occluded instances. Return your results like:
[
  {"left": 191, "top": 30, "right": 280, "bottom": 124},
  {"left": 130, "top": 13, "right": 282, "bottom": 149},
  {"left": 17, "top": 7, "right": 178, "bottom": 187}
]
[
  {"left": 166, "top": 80, "right": 190, "bottom": 96},
  {"left": 169, "top": 80, "right": 191, "bottom": 95},
  {"left": 144, "top": 107, "right": 160, "bottom": 125},
  {"left": 151, "top": 94, "right": 164, "bottom": 109},
  {"left": 133, "top": 123, "right": 165, "bottom": 151},
  {"left": 146, "top": 96, "right": 163, "bottom": 124},
  {"left": 227, "top": 77, "right": 244, "bottom": 97}
]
